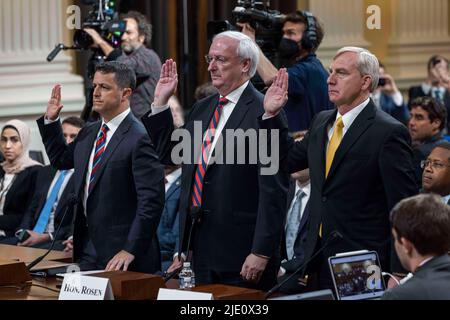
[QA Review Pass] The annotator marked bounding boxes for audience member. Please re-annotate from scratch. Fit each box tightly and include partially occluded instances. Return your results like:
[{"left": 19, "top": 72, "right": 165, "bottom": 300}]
[{"left": 421, "top": 142, "right": 450, "bottom": 204}]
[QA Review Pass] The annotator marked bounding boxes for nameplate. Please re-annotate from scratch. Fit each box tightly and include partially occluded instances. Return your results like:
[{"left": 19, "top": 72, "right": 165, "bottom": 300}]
[
  {"left": 59, "top": 274, "right": 114, "bottom": 300},
  {"left": 157, "top": 288, "right": 213, "bottom": 300}
]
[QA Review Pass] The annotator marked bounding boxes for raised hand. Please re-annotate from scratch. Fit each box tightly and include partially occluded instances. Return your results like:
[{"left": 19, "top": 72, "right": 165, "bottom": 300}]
[
  {"left": 153, "top": 59, "right": 178, "bottom": 107},
  {"left": 263, "top": 68, "right": 288, "bottom": 117},
  {"left": 46, "top": 84, "right": 64, "bottom": 120}
]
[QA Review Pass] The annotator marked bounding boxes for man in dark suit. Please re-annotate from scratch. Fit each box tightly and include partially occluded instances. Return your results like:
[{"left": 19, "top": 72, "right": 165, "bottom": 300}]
[
  {"left": 382, "top": 194, "right": 450, "bottom": 300},
  {"left": 37, "top": 61, "right": 165, "bottom": 273},
  {"left": 261, "top": 47, "right": 418, "bottom": 290},
  {"left": 0, "top": 117, "right": 84, "bottom": 250},
  {"left": 142, "top": 31, "right": 289, "bottom": 290}
]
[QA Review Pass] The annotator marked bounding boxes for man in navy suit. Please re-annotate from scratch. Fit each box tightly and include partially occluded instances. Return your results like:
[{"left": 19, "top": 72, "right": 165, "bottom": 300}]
[{"left": 37, "top": 62, "right": 165, "bottom": 273}]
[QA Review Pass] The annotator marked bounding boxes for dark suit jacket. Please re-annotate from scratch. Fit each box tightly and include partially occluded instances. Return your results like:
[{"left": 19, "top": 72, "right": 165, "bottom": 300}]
[
  {"left": 157, "top": 175, "right": 181, "bottom": 269},
  {"left": 18, "top": 166, "right": 74, "bottom": 240},
  {"left": 382, "top": 255, "right": 450, "bottom": 300},
  {"left": 408, "top": 85, "right": 450, "bottom": 132},
  {"left": 0, "top": 166, "right": 40, "bottom": 237},
  {"left": 142, "top": 83, "right": 289, "bottom": 280},
  {"left": 37, "top": 112, "right": 165, "bottom": 273},
  {"left": 260, "top": 100, "right": 418, "bottom": 273}
]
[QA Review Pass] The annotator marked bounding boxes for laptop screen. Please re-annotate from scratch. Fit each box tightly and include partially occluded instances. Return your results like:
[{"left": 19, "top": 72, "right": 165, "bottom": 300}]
[{"left": 328, "top": 251, "right": 386, "bottom": 300}]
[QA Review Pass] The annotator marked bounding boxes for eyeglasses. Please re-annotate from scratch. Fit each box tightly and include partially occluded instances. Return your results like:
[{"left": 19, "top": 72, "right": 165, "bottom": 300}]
[
  {"left": 204, "top": 55, "right": 230, "bottom": 65},
  {"left": 420, "top": 160, "right": 450, "bottom": 170}
]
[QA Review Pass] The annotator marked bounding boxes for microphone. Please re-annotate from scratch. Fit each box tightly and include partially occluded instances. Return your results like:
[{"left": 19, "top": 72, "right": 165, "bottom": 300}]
[
  {"left": 27, "top": 194, "right": 78, "bottom": 271},
  {"left": 47, "top": 44, "right": 65, "bottom": 62},
  {"left": 265, "top": 230, "right": 343, "bottom": 299},
  {"left": 163, "top": 206, "right": 202, "bottom": 282}
]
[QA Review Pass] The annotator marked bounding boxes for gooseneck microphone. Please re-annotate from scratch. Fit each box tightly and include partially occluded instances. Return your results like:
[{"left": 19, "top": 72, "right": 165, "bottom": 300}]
[
  {"left": 27, "top": 194, "right": 78, "bottom": 271},
  {"left": 163, "top": 207, "right": 202, "bottom": 282},
  {"left": 265, "top": 230, "right": 343, "bottom": 299}
]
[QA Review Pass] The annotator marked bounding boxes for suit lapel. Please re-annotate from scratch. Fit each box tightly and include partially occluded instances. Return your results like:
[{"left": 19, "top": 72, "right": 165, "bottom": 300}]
[
  {"left": 210, "top": 83, "right": 254, "bottom": 163},
  {"left": 87, "top": 113, "right": 133, "bottom": 194},
  {"left": 325, "top": 101, "right": 376, "bottom": 182},
  {"left": 166, "top": 176, "right": 181, "bottom": 200}
]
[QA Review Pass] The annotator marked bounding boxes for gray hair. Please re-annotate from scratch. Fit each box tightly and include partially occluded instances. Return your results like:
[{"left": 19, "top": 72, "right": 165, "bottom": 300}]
[
  {"left": 334, "top": 46, "right": 380, "bottom": 92},
  {"left": 213, "top": 31, "right": 259, "bottom": 77}
]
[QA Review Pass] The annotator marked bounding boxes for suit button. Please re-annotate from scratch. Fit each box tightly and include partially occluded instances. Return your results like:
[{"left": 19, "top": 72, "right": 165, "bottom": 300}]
[
  {"left": 204, "top": 180, "right": 210, "bottom": 185},
  {"left": 322, "top": 196, "right": 327, "bottom": 202}
]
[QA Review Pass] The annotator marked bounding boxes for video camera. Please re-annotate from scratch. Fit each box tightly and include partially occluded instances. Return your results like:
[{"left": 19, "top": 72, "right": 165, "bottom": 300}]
[
  {"left": 73, "top": 0, "right": 126, "bottom": 50},
  {"left": 207, "top": 0, "right": 284, "bottom": 58}
]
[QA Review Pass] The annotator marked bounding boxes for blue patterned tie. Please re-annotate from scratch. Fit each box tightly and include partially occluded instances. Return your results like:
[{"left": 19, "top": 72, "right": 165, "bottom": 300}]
[
  {"left": 33, "top": 170, "right": 67, "bottom": 233},
  {"left": 285, "top": 190, "right": 304, "bottom": 260}
]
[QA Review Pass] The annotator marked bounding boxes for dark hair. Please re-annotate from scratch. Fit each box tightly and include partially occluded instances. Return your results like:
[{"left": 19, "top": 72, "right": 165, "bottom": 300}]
[
  {"left": 410, "top": 96, "right": 447, "bottom": 131},
  {"left": 284, "top": 12, "right": 324, "bottom": 52},
  {"left": 432, "top": 141, "right": 450, "bottom": 163},
  {"left": 62, "top": 116, "right": 85, "bottom": 129},
  {"left": 121, "top": 11, "right": 153, "bottom": 47},
  {"left": 427, "top": 55, "right": 449, "bottom": 71},
  {"left": 390, "top": 194, "right": 450, "bottom": 256},
  {"left": 95, "top": 61, "right": 136, "bottom": 91}
]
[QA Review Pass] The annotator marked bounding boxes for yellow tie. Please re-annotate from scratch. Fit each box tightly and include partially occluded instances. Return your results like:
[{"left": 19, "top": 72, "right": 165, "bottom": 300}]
[
  {"left": 320, "top": 116, "right": 344, "bottom": 238},
  {"left": 325, "top": 116, "right": 344, "bottom": 178}
]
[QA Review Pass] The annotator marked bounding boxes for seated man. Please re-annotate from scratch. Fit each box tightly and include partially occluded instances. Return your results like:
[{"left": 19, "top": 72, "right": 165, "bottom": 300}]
[
  {"left": 0, "top": 117, "right": 84, "bottom": 250},
  {"left": 421, "top": 141, "right": 450, "bottom": 204},
  {"left": 381, "top": 194, "right": 450, "bottom": 300},
  {"left": 409, "top": 96, "right": 446, "bottom": 185}
]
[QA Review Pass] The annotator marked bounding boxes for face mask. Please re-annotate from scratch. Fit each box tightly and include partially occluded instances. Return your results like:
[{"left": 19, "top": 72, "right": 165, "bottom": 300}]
[{"left": 278, "top": 38, "right": 301, "bottom": 59}]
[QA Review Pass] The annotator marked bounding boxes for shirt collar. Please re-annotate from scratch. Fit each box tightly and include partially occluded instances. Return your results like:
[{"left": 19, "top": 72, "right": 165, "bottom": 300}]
[
  {"left": 336, "top": 97, "right": 371, "bottom": 129},
  {"left": 295, "top": 181, "right": 311, "bottom": 198},
  {"left": 221, "top": 80, "right": 250, "bottom": 105},
  {"left": 166, "top": 167, "right": 182, "bottom": 185},
  {"left": 101, "top": 108, "right": 131, "bottom": 134}
]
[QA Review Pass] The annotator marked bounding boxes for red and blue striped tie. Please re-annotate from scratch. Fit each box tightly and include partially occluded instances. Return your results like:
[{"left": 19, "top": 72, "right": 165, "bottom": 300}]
[
  {"left": 191, "top": 97, "right": 228, "bottom": 207},
  {"left": 89, "top": 124, "right": 109, "bottom": 193}
]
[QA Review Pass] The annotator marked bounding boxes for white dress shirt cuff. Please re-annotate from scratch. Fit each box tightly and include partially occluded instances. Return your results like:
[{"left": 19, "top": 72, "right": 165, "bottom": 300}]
[
  {"left": 150, "top": 103, "right": 170, "bottom": 116},
  {"left": 44, "top": 116, "right": 60, "bottom": 125},
  {"left": 173, "top": 252, "right": 187, "bottom": 261},
  {"left": 391, "top": 91, "right": 404, "bottom": 106}
]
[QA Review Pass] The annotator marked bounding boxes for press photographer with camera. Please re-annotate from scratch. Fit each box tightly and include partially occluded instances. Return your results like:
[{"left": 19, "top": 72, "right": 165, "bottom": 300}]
[
  {"left": 83, "top": 11, "right": 162, "bottom": 120},
  {"left": 239, "top": 11, "right": 332, "bottom": 133}
]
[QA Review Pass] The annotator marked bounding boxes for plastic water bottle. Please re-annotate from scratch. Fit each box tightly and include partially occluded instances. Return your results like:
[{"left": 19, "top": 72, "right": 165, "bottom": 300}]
[{"left": 179, "top": 262, "right": 195, "bottom": 289}]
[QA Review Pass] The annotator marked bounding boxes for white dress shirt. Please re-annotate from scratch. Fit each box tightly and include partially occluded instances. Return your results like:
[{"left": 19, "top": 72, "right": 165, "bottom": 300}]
[{"left": 165, "top": 167, "right": 182, "bottom": 193}]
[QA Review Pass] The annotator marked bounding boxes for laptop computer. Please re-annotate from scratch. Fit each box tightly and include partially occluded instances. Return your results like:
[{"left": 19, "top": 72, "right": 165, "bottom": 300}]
[{"left": 328, "top": 250, "right": 386, "bottom": 300}]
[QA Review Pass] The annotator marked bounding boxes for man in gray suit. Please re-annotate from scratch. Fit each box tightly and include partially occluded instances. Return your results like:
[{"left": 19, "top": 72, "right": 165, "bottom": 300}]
[{"left": 382, "top": 194, "right": 450, "bottom": 300}]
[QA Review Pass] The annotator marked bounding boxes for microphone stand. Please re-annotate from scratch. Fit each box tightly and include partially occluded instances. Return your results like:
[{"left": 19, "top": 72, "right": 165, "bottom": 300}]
[{"left": 265, "top": 230, "right": 343, "bottom": 299}]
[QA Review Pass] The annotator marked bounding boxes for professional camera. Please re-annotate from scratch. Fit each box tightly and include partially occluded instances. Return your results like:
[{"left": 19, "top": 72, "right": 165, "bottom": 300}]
[
  {"left": 73, "top": 0, "right": 126, "bottom": 50},
  {"left": 207, "top": 0, "right": 284, "bottom": 57}
]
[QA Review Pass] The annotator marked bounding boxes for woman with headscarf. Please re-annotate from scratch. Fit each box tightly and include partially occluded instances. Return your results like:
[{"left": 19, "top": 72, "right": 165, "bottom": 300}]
[{"left": 0, "top": 120, "right": 42, "bottom": 239}]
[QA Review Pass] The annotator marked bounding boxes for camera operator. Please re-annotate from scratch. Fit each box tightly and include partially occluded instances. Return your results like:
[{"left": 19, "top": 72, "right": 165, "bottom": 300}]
[
  {"left": 83, "top": 11, "right": 162, "bottom": 120},
  {"left": 239, "top": 11, "right": 332, "bottom": 133}
]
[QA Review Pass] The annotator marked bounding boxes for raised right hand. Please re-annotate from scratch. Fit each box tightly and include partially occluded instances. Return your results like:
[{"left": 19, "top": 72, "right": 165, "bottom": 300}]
[
  {"left": 263, "top": 68, "right": 289, "bottom": 117},
  {"left": 46, "top": 84, "right": 64, "bottom": 120},
  {"left": 153, "top": 59, "right": 178, "bottom": 107}
]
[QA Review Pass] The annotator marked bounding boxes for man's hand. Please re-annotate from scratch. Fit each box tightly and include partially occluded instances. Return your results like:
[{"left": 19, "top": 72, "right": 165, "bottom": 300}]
[
  {"left": 153, "top": 59, "right": 178, "bottom": 107},
  {"left": 62, "top": 238, "right": 73, "bottom": 252},
  {"left": 240, "top": 253, "right": 269, "bottom": 283},
  {"left": 263, "top": 68, "right": 289, "bottom": 118},
  {"left": 83, "top": 28, "right": 104, "bottom": 48},
  {"left": 381, "top": 73, "right": 399, "bottom": 95},
  {"left": 105, "top": 250, "right": 135, "bottom": 271},
  {"left": 237, "top": 22, "right": 256, "bottom": 42},
  {"left": 166, "top": 255, "right": 184, "bottom": 273},
  {"left": 17, "top": 230, "right": 50, "bottom": 247},
  {"left": 46, "top": 84, "right": 64, "bottom": 120}
]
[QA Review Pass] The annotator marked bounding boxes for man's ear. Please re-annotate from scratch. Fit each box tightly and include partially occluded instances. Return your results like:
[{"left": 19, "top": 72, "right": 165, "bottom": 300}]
[
  {"left": 431, "top": 119, "right": 442, "bottom": 132},
  {"left": 122, "top": 88, "right": 133, "bottom": 100},
  {"left": 399, "top": 237, "right": 414, "bottom": 256},
  {"left": 361, "top": 75, "right": 372, "bottom": 91},
  {"left": 138, "top": 35, "right": 145, "bottom": 45},
  {"left": 241, "top": 58, "right": 251, "bottom": 75}
]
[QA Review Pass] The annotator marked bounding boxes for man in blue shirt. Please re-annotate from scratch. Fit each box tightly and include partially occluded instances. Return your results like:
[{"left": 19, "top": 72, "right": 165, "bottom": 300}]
[{"left": 240, "top": 11, "right": 332, "bottom": 133}]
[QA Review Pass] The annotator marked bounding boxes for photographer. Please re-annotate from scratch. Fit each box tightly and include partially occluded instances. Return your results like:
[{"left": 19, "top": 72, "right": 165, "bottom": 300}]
[
  {"left": 84, "top": 11, "right": 162, "bottom": 119},
  {"left": 239, "top": 11, "right": 332, "bottom": 133},
  {"left": 371, "top": 63, "right": 409, "bottom": 124}
]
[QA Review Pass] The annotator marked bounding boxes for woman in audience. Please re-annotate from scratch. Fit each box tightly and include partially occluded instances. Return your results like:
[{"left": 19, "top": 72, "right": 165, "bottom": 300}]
[{"left": 0, "top": 120, "right": 42, "bottom": 239}]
